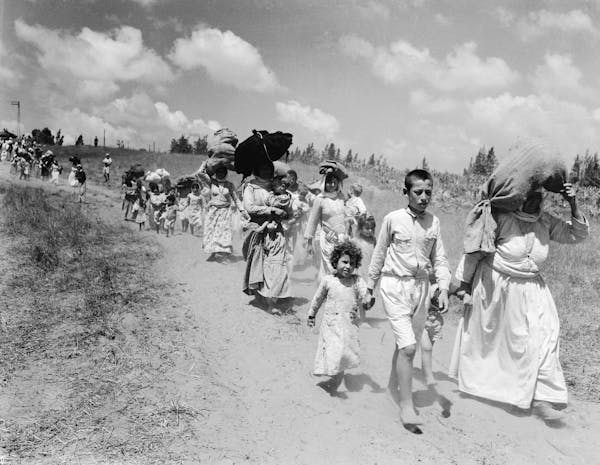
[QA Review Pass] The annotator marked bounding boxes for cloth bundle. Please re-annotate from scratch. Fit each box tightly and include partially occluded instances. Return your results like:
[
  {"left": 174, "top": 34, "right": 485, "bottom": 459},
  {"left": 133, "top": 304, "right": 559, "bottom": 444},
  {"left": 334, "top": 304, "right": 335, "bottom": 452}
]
[
  {"left": 319, "top": 160, "right": 348, "bottom": 180},
  {"left": 463, "top": 140, "right": 567, "bottom": 254},
  {"left": 145, "top": 167, "right": 169, "bottom": 183},
  {"left": 234, "top": 130, "right": 293, "bottom": 176},
  {"left": 207, "top": 128, "right": 238, "bottom": 171}
]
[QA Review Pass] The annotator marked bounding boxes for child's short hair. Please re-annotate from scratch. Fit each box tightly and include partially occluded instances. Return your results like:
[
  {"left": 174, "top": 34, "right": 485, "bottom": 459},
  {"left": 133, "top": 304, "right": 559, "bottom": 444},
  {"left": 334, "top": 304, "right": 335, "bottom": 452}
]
[
  {"left": 404, "top": 169, "right": 433, "bottom": 191},
  {"left": 330, "top": 240, "right": 363, "bottom": 269},
  {"left": 350, "top": 183, "right": 363, "bottom": 196}
]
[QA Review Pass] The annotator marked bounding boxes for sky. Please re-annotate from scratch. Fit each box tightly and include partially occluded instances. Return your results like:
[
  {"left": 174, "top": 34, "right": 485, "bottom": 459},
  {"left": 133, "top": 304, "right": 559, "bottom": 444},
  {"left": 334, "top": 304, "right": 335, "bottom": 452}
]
[{"left": 2, "top": 0, "right": 600, "bottom": 172}]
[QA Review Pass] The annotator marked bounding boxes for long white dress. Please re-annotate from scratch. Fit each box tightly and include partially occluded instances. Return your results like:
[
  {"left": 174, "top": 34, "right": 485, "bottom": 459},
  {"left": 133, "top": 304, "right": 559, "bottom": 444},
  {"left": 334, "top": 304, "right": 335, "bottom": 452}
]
[
  {"left": 450, "top": 211, "right": 588, "bottom": 408},
  {"left": 309, "top": 274, "right": 369, "bottom": 376}
]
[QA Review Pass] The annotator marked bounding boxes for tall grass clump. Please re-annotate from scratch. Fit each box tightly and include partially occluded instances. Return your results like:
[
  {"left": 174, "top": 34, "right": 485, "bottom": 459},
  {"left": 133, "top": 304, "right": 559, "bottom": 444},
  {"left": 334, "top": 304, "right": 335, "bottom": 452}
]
[{"left": 0, "top": 184, "right": 201, "bottom": 463}]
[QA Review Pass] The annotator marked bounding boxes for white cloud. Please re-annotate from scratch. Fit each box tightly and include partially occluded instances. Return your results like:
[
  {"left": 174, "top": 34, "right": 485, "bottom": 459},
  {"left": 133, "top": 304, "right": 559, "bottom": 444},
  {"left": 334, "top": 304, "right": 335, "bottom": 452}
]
[
  {"left": 434, "top": 13, "right": 451, "bottom": 26},
  {"left": 339, "top": 36, "right": 518, "bottom": 92},
  {"left": 530, "top": 53, "right": 593, "bottom": 100},
  {"left": 43, "top": 92, "right": 219, "bottom": 149},
  {"left": 409, "top": 89, "right": 458, "bottom": 114},
  {"left": 169, "top": 25, "right": 281, "bottom": 92},
  {"left": 14, "top": 19, "right": 174, "bottom": 100},
  {"left": 467, "top": 93, "right": 600, "bottom": 159},
  {"left": 356, "top": 1, "right": 391, "bottom": 20},
  {"left": 495, "top": 9, "right": 598, "bottom": 40},
  {"left": 129, "top": 0, "right": 159, "bottom": 6},
  {"left": 275, "top": 100, "right": 340, "bottom": 139},
  {"left": 0, "top": 39, "right": 23, "bottom": 84}
]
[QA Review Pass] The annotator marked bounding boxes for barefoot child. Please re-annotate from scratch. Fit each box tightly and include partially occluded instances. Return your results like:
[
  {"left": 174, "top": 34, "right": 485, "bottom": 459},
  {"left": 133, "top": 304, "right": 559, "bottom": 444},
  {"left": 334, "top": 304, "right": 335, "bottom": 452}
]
[
  {"left": 307, "top": 241, "right": 375, "bottom": 397},
  {"left": 367, "top": 169, "right": 450, "bottom": 434}
]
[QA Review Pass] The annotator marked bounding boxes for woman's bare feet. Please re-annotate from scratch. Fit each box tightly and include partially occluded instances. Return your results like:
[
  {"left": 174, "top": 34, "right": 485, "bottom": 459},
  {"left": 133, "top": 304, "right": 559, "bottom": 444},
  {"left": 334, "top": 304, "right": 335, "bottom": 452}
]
[{"left": 532, "top": 400, "right": 565, "bottom": 422}]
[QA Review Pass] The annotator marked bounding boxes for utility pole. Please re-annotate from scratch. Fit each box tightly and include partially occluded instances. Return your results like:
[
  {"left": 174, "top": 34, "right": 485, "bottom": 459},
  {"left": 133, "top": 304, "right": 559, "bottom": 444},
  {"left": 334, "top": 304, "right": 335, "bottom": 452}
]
[
  {"left": 10, "top": 100, "right": 20, "bottom": 137},
  {"left": 103, "top": 128, "right": 106, "bottom": 148},
  {"left": 153, "top": 142, "right": 155, "bottom": 153}
]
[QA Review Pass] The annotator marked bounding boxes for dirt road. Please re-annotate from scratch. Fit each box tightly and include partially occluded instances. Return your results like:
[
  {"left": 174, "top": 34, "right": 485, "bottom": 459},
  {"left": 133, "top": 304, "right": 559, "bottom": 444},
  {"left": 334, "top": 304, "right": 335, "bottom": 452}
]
[{"left": 2, "top": 168, "right": 600, "bottom": 465}]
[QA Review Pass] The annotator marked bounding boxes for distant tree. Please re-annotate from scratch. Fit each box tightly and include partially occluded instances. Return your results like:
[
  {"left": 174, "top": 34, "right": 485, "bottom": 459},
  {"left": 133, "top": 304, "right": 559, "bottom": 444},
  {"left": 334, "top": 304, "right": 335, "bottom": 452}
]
[
  {"left": 31, "top": 127, "right": 55, "bottom": 145},
  {"left": 367, "top": 153, "right": 376, "bottom": 166},
  {"left": 170, "top": 135, "right": 192, "bottom": 153},
  {"left": 194, "top": 135, "right": 208, "bottom": 155},
  {"left": 335, "top": 148, "right": 341, "bottom": 162},
  {"left": 327, "top": 142, "right": 336, "bottom": 160},
  {"left": 345, "top": 149, "right": 353, "bottom": 165},
  {"left": 55, "top": 129, "right": 64, "bottom": 146},
  {"left": 421, "top": 157, "right": 429, "bottom": 172},
  {"left": 75, "top": 134, "right": 84, "bottom": 146},
  {"left": 581, "top": 151, "right": 600, "bottom": 187},
  {"left": 485, "top": 147, "right": 498, "bottom": 174},
  {"left": 570, "top": 154, "right": 582, "bottom": 183}
]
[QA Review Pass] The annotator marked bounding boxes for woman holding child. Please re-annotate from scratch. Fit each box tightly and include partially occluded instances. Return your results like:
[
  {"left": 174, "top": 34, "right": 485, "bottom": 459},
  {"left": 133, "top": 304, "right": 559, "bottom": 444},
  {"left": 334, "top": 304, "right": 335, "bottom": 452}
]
[
  {"left": 242, "top": 161, "right": 293, "bottom": 314},
  {"left": 450, "top": 141, "right": 588, "bottom": 422}
]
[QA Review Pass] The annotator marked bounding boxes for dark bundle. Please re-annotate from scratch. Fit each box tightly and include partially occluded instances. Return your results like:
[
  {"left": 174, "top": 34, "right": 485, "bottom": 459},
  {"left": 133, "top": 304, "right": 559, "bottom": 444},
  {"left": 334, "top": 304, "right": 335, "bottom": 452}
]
[
  {"left": 175, "top": 175, "right": 197, "bottom": 196},
  {"left": 234, "top": 130, "right": 293, "bottom": 176},
  {"left": 68, "top": 155, "right": 81, "bottom": 165},
  {"left": 123, "top": 163, "right": 145, "bottom": 184}
]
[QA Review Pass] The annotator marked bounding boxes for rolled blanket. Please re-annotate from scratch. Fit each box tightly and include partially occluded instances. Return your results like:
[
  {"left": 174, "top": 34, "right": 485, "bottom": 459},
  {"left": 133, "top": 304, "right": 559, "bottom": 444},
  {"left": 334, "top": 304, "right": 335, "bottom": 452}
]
[
  {"left": 463, "top": 140, "right": 567, "bottom": 254},
  {"left": 206, "top": 156, "right": 234, "bottom": 174},
  {"left": 208, "top": 142, "right": 236, "bottom": 161},
  {"left": 234, "top": 130, "right": 293, "bottom": 176}
]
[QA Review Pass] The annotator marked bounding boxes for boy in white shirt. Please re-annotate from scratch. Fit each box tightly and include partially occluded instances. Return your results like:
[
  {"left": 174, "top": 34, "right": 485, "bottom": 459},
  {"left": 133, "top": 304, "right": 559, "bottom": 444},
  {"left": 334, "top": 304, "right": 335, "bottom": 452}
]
[{"left": 367, "top": 169, "right": 450, "bottom": 434}]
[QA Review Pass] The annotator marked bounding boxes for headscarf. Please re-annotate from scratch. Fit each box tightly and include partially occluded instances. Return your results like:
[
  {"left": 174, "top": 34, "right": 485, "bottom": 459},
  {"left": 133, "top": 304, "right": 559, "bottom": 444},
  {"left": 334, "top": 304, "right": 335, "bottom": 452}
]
[
  {"left": 318, "top": 160, "right": 347, "bottom": 199},
  {"left": 463, "top": 140, "right": 566, "bottom": 254}
]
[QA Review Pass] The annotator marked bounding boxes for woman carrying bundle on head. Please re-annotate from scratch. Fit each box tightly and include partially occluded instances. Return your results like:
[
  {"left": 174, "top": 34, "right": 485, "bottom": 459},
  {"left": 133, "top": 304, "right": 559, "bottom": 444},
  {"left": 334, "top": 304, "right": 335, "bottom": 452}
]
[
  {"left": 197, "top": 159, "right": 246, "bottom": 263},
  {"left": 450, "top": 141, "right": 588, "bottom": 423},
  {"left": 303, "top": 160, "right": 350, "bottom": 281}
]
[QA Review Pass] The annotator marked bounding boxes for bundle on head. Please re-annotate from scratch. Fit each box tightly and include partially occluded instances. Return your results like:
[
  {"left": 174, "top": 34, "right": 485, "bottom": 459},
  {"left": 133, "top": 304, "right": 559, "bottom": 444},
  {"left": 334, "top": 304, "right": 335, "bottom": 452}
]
[
  {"left": 464, "top": 140, "right": 567, "bottom": 254},
  {"left": 481, "top": 140, "right": 567, "bottom": 212},
  {"left": 68, "top": 155, "right": 81, "bottom": 165},
  {"left": 319, "top": 160, "right": 348, "bottom": 180},
  {"left": 175, "top": 176, "right": 197, "bottom": 196},
  {"left": 208, "top": 128, "right": 238, "bottom": 170},
  {"left": 234, "top": 130, "right": 293, "bottom": 177}
]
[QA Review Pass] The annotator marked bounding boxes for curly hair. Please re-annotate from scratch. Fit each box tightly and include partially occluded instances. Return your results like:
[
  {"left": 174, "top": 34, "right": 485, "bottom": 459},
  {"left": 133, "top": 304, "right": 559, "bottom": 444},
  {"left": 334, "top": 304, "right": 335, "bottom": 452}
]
[{"left": 330, "top": 240, "right": 363, "bottom": 270}]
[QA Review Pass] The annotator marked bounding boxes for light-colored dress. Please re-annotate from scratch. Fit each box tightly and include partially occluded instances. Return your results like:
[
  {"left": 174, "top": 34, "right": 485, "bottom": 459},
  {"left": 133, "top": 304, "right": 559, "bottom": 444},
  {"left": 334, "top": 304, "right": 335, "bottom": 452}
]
[
  {"left": 309, "top": 274, "right": 369, "bottom": 376},
  {"left": 450, "top": 211, "right": 588, "bottom": 408},
  {"left": 203, "top": 180, "right": 238, "bottom": 254},
  {"left": 187, "top": 192, "right": 204, "bottom": 229},
  {"left": 304, "top": 193, "right": 348, "bottom": 280}
]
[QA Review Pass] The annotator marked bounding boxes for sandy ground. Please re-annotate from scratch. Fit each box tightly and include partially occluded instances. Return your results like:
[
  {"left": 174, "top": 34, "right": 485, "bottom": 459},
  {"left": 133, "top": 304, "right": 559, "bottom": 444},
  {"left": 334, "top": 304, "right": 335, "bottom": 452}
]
[{"left": 2, "top": 167, "right": 600, "bottom": 465}]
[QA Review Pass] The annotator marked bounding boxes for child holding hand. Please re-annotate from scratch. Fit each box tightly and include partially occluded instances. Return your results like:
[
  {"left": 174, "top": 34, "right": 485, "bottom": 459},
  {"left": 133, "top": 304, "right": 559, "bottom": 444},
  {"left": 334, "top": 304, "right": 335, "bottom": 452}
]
[{"left": 307, "top": 241, "right": 375, "bottom": 398}]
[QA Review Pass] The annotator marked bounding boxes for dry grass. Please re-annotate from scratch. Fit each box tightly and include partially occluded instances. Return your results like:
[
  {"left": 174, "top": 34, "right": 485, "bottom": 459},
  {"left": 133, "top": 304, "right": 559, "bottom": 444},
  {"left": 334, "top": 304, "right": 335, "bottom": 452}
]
[{"left": 0, "top": 184, "right": 208, "bottom": 463}]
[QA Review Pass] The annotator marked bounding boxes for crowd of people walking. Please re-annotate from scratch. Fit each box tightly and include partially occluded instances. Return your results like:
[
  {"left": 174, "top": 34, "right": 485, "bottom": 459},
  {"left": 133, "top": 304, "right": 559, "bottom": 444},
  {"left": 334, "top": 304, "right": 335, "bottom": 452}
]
[{"left": 0, "top": 130, "right": 588, "bottom": 435}]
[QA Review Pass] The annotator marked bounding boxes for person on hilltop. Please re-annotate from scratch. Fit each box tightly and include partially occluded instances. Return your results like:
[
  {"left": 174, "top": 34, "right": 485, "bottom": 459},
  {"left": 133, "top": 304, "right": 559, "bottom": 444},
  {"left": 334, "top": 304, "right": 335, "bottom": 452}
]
[
  {"left": 304, "top": 161, "right": 351, "bottom": 281},
  {"left": 367, "top": 169, "right": 451, "bottom": 434},
  {"left": 102, "top": 153, "right": 112, "bottom": 183},
  {"left": 450, "top": 141, "right": 588, "bottom": 423},
  {"left": 307, "top": 241, "right": 375, "bottom": 398}
]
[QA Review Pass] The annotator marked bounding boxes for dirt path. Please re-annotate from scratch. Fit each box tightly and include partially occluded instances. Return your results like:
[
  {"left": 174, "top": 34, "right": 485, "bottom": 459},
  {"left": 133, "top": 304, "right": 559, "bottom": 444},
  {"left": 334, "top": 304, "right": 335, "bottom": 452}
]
[{"left": 3, "top": 167, "right": 600, "bottom": 465}]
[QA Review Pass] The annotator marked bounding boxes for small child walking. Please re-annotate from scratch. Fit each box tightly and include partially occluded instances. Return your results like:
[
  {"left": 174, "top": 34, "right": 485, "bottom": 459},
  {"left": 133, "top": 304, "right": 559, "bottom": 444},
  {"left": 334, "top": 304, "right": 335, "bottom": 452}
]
[
  {"left": 307, "top": 241, "right": 375, "bottom": 398},
  {"left": 161, "top": 189, "right": 178, "bottom": 237}
]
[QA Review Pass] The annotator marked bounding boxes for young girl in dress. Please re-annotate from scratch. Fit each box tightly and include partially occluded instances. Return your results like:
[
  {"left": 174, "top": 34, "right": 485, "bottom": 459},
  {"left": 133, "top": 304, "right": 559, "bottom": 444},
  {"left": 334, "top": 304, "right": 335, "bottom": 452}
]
[
  {"left": 161, "top": 189, "right": 178, "bottom": 237},
  {"left": 186, "top": 182, "right": 205, "bottom": 236},
  {"left": 306, "top": 240, "right": 375, "bottom": 397}
]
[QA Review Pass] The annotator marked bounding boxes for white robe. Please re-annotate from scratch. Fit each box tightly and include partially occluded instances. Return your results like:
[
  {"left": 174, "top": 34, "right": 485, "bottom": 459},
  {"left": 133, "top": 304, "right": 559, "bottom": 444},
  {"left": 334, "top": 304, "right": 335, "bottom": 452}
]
[{"left": 450, "top": 211, "right": 588, "bottom": 408}]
